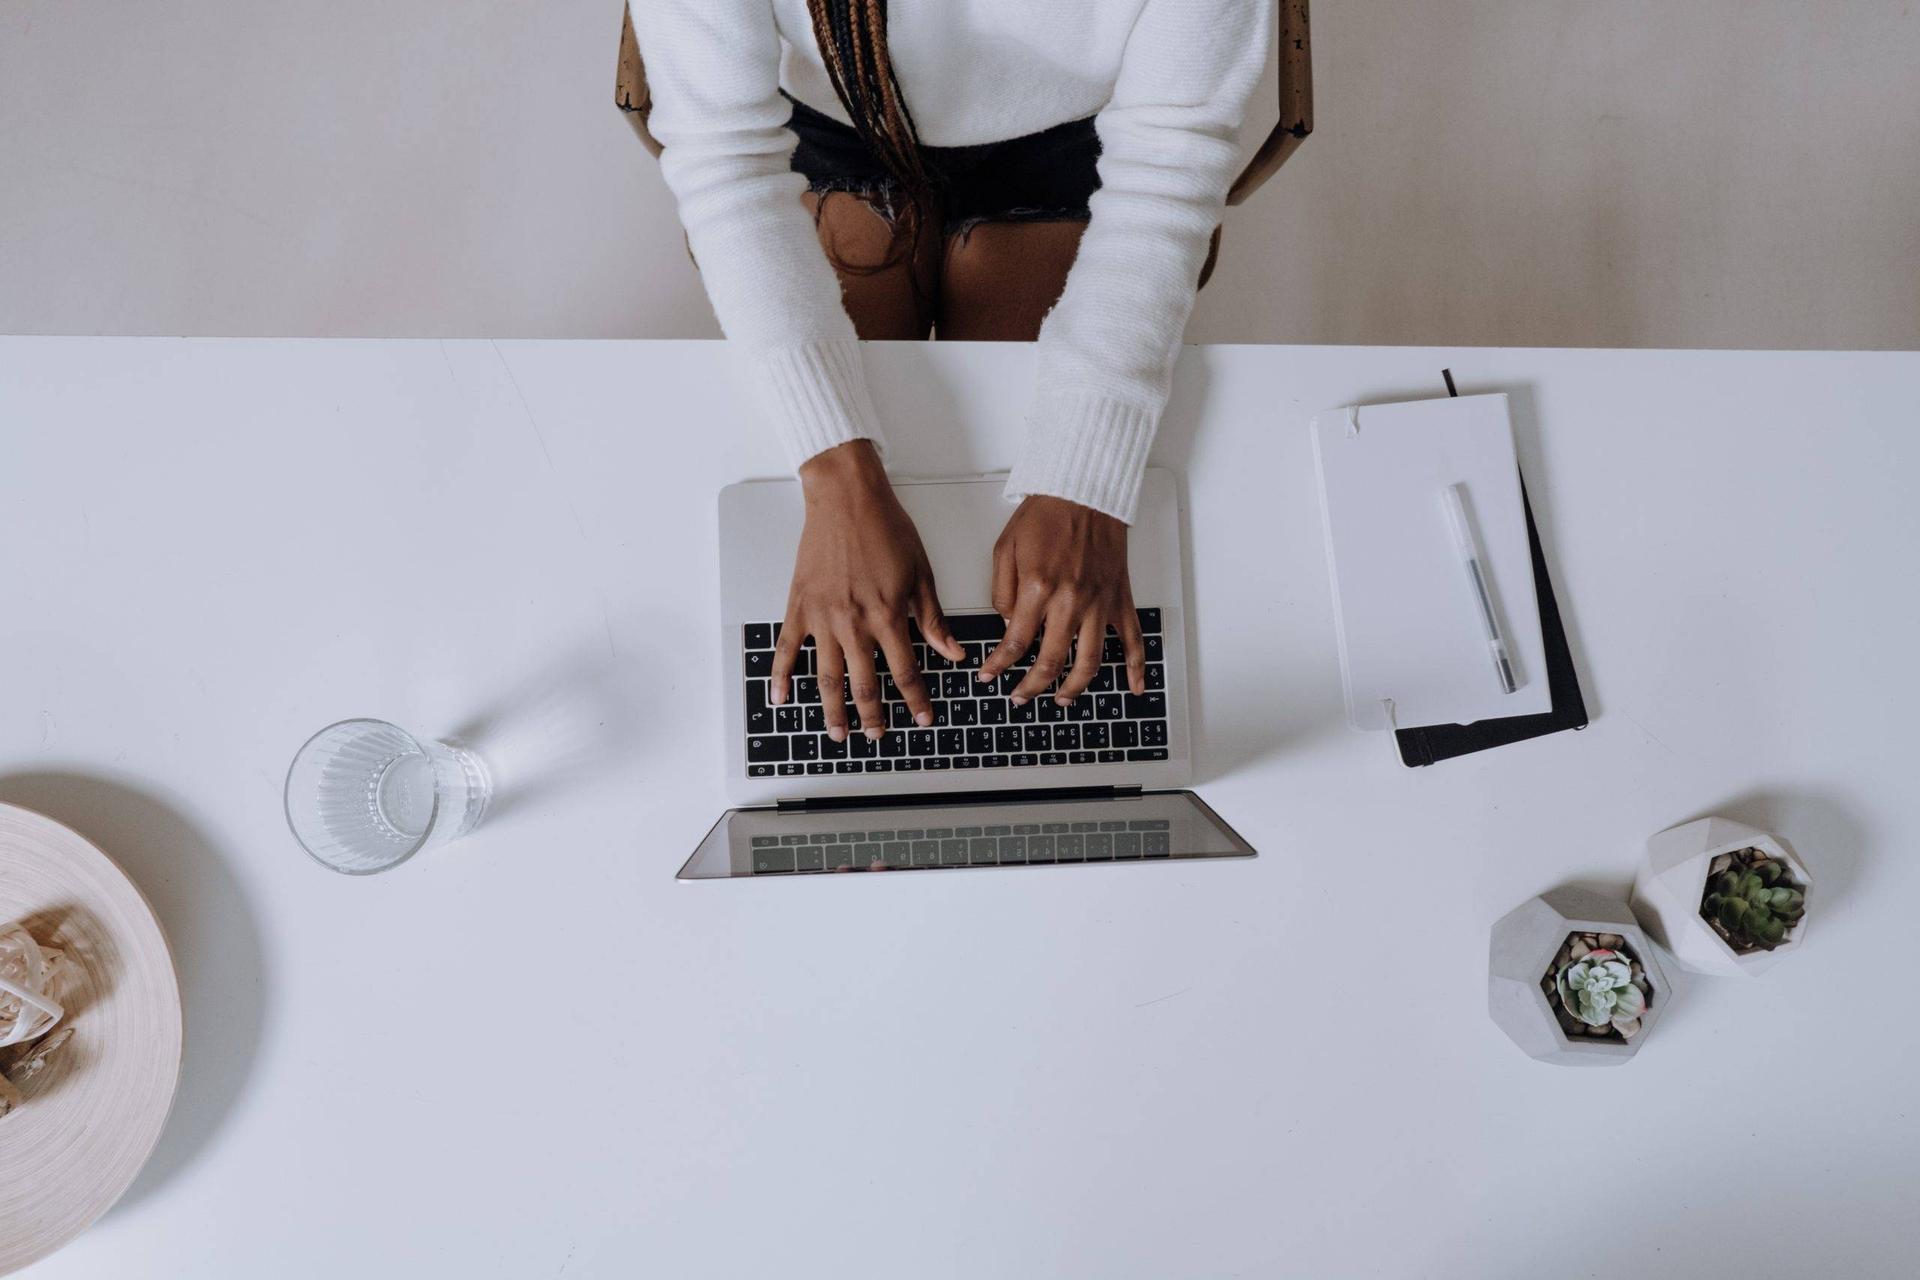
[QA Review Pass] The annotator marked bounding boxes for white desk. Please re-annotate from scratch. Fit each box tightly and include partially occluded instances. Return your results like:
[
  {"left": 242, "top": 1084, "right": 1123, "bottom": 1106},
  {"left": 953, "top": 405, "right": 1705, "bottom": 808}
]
[{"left": 3, "top": 339, "right": 1917, "bottom": 1278}]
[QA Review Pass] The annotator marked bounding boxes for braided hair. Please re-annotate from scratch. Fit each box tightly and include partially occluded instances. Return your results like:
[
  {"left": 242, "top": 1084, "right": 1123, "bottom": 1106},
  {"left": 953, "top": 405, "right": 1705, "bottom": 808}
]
[{"left": 805, "top": 0, "right": 936, "bottom": 266}]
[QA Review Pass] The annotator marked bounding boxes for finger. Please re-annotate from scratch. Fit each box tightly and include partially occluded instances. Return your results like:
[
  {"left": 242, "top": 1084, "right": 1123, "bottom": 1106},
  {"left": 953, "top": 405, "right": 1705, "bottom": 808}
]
[
  {"left": 1119, "top": 597, "right": 1148, "bottom": 695},
  {"left": 769, "top": 613, "right": 803, "bottom": 705},
  {"left": 914, "top": 580, "right": 965, "bottom": 664},
  {"left": 842, "top": 629, "right": 888, "bottom": 740},
  {"left": 1012, "top": 600, "right": 1076, "bottom": 704},
  {"left": 816, "top": 634, "right": 848, "bottom": 741},
  {"left": 878, "top": 618, "right": 934, "bottom": 728},
  {"left": 990, "top": 539, "right": 1018, "bottom": 619},
  {"left": 1056, "top": 613, "right": 1105, "bottom": 703},
  {"left": 981, "top": 582, "right": 1045, "bottom": 685}
]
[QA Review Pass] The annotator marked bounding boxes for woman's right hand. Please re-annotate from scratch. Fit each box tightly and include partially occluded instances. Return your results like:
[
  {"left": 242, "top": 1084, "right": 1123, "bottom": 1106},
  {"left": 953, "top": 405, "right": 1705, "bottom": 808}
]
[{"left": 769, "top": 440, "right": 965, "bottom": 741}]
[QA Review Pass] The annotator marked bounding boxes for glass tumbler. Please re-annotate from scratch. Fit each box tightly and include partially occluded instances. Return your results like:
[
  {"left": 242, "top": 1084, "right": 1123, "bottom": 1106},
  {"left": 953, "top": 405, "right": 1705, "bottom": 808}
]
[{"left": 285, "top": 719, "right": 492, "bottom": 874}]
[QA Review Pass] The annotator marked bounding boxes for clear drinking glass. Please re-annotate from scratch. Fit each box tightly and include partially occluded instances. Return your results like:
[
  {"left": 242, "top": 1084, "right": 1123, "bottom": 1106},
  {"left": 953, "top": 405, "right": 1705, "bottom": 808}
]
[{"left": 284, "top": 719, "right": 492, "bottom": 874}]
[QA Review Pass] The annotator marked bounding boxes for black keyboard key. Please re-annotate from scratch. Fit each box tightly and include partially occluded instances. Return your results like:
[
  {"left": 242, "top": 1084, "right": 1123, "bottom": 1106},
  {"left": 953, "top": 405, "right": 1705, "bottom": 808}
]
[
  {"left": 1114, "top": 832, "right": 1141, "bottom": 857},
  {"left": 1098, "top": 749, "right": 1124, "bottom": 763},
  {"left": 1040, "top": 752, "right": 1067, "bottom": 766},
  {"left": 1069, "top": 751, "right": 1095, "bottom": 764},
  {"left": 1057, "top": 834, "right": 1085, "bottom": 861},
  {"left": 794, "top": 676, "right": 819, "bottom": 704},
  {"left": 926, "top": 702, "right": 949, "bottom": 726},
  {"left": 949, "top": 699, "right": 977, "bottom": 725},
  {"left": 1102, "top": 636, "right": 1125, "bottom": 663},
  {"left": 882, "top": 841, "right": 911, "bottom": 867},
  {"left": 1124, "top": 693, "right": 1167, "bottom": 719},
  {"left": 1137, "top": 608, "right": 1161, "bottom": 634},
  {"left": 807, "top": 762, "right": 834, "bottom": 775},
  {"left": 776, "top": 763, "right": 803, "bottom": 776},
  {"left": 746, "top": 736, "right": 788, "bottom": 763},
  {"left": 981, "top": 755, "right": 1009, "bottom": 768},
  {"left": 1141, "top": 722, "right": 1168, "bottom": 747},
  {"left": 994, "top": 727, "right": 1022, "bottom": 753},
  {"left": 820, "top": 733, "right": 847, "bottom": 759},
  {"left": 1009, "top": 699, "right": 1037, "bottom": 724},
  {"left": 997, "top": 836, "right": 1027, "bottom": 864},
  {"left": 1128, "top": 748, "right": 1170, "bottom": 761},
  {"left": 1083, "top": 723, "right": 1109, "bottom": 749},
  {"left": 1053, "top": 725, "right": 1081, "bottom": 750},
  {"left": 1037, "top": 699, "right": 1065, "bottom": 723},
  {"left": 790, "top": 734, "right": 819, "bottom": 760},
  {"left": 776, "top": 707, "right": 802, "bottom": 734},
  {"left": 747, "top": 706, "right": 774, "bottom": 735},
  {"left": 864, "top": 759, "right": 893, "bottom": 773},
  {"left": 1027, "top": 834, "right": 1055, "bottom": 862},
  {"left": 853, "top": 843, "right": 883, "bottom": 866},
  {"left": 954, "top": 756, "right": 981, "bottom": 769},
  {"left": 890, "top": 703, "right": 913, "bottom": 729},
  {"left": 805, "top": 707, "right": 825, "bottom": 733},
  {"left": 960, "top": 642, "right": 986, "bottom": 668},
  {"left": 969, "top": 837, "right": 999, "bottom": 865},
  {"left": 753, "top": 846, "right": 796, "bottom": 873},
  {"left": 1011, "top": 754, "right": 1038, "bottom": 767},
  {"left": 1090, "top": 666, "right": 1116, "bottom": 692},
  {"left": 1143, "top": 831, "right": 1172, "bottom": 857},
  {"left": 1086, "top": 833, "right": 1113, "bottom": 859},
  {"left": 925, "top": 646, "right": 951, "bottom": 671},
  {"left": 1066, "top": 699, "right": 1094, "bottom": 722},
  {"left": 1095, "top": 694, "right": 1124, "bottom": 720},
  {"left": 1023, "top": 725, "right": 1051, "bottom": 751},
  {"left": 748, "top": 764, "right": 775, "bottom": 778},
  {"left": 965, "top": 728, "right": 995, "bottom": 754},
  {"left": 978, "top": 698, "right": 1007, "bottom": 724},
  {"left": 940, "top": 839, "right": 969, "bottom": 866},
  {"left": 1143, "top": 635, "right": 1164, "bottom": 661},
  {"left": 851, "top": 734, "right": 877, "bottom": 758},
  {"left": 744, "top": 650, "right": 773, "bottom": 678},
  {"left": 745, "top": 623, "right": 773, "bottom": 650},
  {"left": 1144, "top": 663, "right": 1165, "bottom": 691},
  {"left": 796, "top": 845, "right": 825, "bottom": 872},
  {"left": 938, "top": 728, "right": 967, "bottom": 755},
  {"left": 908, "top": 730, "right": 936, "bottom": 756},
  {"left": 880, "top": 733, "right": 908, "bottom": 758},
  {"left": 751, "top": 835, "right": 778, "bottom": 847},
  {"left": 1113, "top": 721, "right": 1139, "bottom": 748},
  {"left": 947, "top": 613, "right": 1006, "bottom": 642},
  {"left": 835, "top": 761, "right": 862, "bottom": 774},
  {"left": 924, "top": 758, "right": 951, "bottom": 770},
  {"left": 941, "top": 672, "right": 972, "bottom": 700},
  {"left": 895, "top": 759, "right": 922, "bottom": 771}
]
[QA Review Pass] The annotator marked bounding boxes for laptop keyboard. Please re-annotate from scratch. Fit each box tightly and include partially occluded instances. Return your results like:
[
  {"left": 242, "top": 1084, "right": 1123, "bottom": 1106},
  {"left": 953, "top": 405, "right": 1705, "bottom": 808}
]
[
  {"left": 741, "top": 610, "right": 1171, "bottom": 779},
  {"left": 748, "top": 819, "right": 1174, "bottom": 872}
]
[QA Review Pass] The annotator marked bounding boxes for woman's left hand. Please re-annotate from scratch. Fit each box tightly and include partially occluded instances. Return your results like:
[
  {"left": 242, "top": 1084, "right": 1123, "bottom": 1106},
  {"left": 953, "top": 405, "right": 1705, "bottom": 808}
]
[{"left": 974, "top": 496, "right": 1148, "bottom": 705}]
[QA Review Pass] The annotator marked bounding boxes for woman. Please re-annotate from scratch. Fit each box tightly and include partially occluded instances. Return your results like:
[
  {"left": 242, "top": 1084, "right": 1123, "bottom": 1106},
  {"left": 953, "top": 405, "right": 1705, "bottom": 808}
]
[{"left": 635, "top": 0, "right": 1267, "bottom": 743}]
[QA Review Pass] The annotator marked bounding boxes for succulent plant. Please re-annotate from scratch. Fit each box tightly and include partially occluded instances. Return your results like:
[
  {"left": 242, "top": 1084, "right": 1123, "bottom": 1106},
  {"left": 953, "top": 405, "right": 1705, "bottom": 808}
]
[
  {"left": 1701, "top": 848, "right": 1806, "bottom": 953},
  {"left": 1554, "top": 949, "right": 1648, "bottom": 1034}
]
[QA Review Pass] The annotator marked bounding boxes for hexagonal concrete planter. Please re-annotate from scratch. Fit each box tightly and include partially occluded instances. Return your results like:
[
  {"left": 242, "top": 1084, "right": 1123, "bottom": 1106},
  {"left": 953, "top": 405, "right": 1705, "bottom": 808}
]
[
  {"left": 1630, "top": 816, "right": 1811, "bottom": 978},
  {"left": 1488, "top": 887, "right": 1671, "bottom": 1066}
]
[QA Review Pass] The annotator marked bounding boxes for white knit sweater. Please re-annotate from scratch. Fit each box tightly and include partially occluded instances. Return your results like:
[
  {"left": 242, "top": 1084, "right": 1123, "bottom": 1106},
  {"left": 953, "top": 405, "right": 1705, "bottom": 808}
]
[{"left": 634, "top": 0, "right": 1268, "bottom": 522}]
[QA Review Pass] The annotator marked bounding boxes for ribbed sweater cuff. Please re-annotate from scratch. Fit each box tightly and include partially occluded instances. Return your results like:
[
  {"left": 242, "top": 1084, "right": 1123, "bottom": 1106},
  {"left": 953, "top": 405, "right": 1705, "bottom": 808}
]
[
  {"left": 1005, "top": 389, "right": 1159, "bottom": 524},
  {"left": 746, "top": 339, "right": 888, "bottom": 469}
]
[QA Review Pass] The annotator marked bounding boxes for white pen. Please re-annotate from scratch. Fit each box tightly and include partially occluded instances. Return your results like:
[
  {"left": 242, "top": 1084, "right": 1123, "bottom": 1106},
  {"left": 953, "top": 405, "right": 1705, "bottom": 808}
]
[{"left": 1440, "top": 483, "right": 1518, "bottom": 694}]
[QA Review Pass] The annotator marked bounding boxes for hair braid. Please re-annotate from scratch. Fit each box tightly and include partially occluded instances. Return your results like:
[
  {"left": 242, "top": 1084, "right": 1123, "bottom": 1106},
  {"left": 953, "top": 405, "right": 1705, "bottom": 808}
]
[{"left": 806, "top": 0, "right": 936, "bottom": 268}]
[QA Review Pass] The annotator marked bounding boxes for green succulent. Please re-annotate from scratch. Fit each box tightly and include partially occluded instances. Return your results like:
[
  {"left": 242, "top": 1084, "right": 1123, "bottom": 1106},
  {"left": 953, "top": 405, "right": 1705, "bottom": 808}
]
[
  {"left": 1555, "top": 950, "right": 1647, "bottom": 1032},
  {"left": 1701, "top": 851, "right": 1806, "bottom": 952}
]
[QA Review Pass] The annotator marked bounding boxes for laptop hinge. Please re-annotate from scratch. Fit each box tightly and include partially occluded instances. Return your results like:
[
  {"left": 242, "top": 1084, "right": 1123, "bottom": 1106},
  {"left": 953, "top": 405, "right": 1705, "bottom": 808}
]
[{"left": 775, "top": 784, "right": 1142, "bottom": 814}]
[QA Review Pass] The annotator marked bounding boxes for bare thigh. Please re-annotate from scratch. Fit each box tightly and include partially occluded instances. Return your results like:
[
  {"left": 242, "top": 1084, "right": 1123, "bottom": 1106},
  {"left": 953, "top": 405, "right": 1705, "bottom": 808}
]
[
  {"left": 801, "top": 190, "right": 940, "bottom": 340},
  {"left": 935, "top": 219, "right": 1088, "bottom": 342}
]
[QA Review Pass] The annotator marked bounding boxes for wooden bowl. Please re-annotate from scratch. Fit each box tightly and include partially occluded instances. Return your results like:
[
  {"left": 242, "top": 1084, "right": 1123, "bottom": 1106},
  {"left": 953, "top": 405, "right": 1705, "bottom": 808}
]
[{"left": 0, "top": 803, "right": 182, "bottom": 1275}]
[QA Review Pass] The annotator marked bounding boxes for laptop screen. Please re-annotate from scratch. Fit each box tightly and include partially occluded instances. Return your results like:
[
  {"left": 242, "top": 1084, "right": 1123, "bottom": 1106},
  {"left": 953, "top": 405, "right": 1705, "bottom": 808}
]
[{"left": 678, "top": 790, "right": 1253, "bottom": 879}]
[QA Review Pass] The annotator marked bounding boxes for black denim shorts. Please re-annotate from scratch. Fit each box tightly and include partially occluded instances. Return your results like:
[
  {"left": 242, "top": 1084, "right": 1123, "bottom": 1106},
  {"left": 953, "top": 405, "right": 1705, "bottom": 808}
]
[{"left": 786, "top": 96, "right": 1102, "bottom": 233}]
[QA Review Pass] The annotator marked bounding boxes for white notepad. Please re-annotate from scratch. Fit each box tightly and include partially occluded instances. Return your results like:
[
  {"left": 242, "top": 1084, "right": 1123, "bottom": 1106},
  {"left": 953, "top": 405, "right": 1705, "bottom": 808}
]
[{"left": 1311, "top": 393, "right": 1550, "bottom": 731}]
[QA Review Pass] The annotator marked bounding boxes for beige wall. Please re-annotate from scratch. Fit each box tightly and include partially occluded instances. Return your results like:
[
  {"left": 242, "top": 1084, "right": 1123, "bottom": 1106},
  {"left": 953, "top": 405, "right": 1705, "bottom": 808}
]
[{"left": 2, "top": 1, "right": 1915, "bottom": 348}]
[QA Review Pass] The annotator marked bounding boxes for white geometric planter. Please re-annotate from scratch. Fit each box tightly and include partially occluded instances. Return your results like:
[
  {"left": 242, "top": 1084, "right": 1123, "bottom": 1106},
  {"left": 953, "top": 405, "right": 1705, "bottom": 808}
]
[
  {"left": 1630, "top": 816, "right": 1811, "bottom": 978},
  {"left": 1488, "top": 887, "right": 1671, "bottom": 1066}
]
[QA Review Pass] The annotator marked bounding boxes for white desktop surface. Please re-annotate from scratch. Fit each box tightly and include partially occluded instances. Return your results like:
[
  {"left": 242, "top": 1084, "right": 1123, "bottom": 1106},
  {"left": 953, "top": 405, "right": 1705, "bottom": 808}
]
[{"left": 2, "top": 339, "right": 1916, "bottom": 1278}]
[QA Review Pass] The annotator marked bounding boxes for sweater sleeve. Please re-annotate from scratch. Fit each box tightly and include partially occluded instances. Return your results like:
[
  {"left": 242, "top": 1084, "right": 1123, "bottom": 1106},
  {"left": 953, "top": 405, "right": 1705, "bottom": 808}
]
[
  {"left": 1003, "top": 0, "right": 1270, "bottom": 523},
  {"left": 633, "top": 0, "right": 886, "bottom": 467}
]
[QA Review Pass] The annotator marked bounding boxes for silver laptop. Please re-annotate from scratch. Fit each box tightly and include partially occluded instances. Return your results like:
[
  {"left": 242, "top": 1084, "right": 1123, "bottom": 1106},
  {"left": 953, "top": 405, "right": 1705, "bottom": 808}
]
[{"left": 679, "top": 468, "right": 1253, "bottom": 878}]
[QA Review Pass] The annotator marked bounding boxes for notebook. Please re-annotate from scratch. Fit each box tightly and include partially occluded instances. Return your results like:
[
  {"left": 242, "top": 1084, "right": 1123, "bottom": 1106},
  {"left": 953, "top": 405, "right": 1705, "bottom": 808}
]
[
  {"left": 1395, "top": 480, "right": 1589, "bottom": 765},
  {"left": 1311, "top": 393, "right": 1551, "bottom": 731}
]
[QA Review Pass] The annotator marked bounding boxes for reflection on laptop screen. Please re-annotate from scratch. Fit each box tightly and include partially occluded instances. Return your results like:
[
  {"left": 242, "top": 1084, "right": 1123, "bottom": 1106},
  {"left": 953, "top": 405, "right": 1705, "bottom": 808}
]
[{"left": 678, "top": 791, "right": 1252, "bottom": 879}]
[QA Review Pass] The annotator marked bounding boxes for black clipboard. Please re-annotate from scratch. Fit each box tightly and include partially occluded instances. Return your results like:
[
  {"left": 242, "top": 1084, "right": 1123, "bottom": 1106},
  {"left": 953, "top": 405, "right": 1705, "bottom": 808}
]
[{"left": 1394, "top": 372, "right": 1588, "bottom": 766}]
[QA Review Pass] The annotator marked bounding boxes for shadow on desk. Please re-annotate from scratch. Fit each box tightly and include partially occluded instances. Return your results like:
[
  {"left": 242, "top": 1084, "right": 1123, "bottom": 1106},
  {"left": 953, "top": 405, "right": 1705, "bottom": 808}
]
[{"left": 0, "top": 770, "right": 267, "bottom": 1213}]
